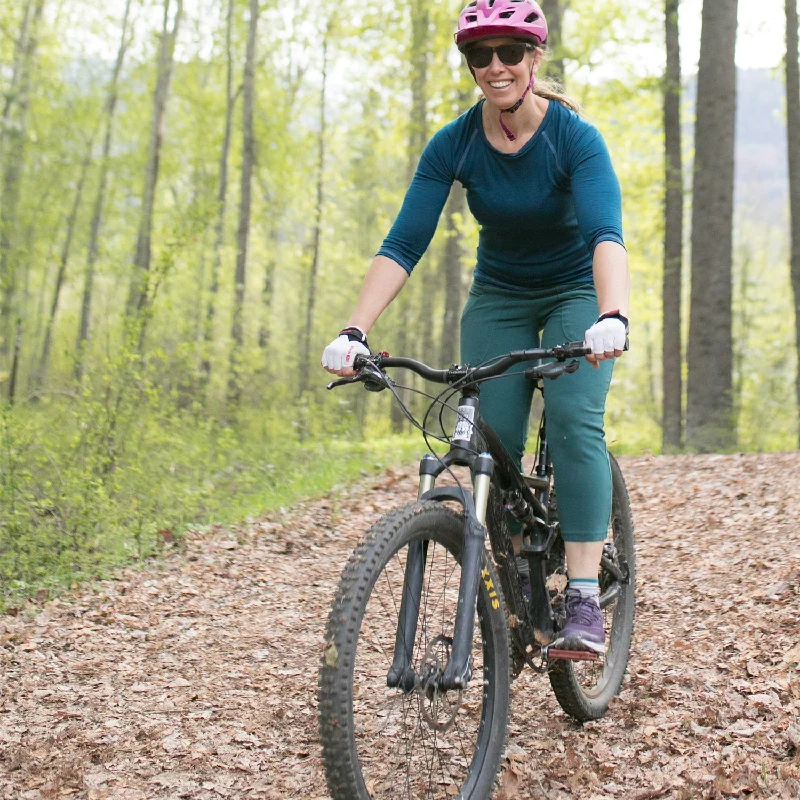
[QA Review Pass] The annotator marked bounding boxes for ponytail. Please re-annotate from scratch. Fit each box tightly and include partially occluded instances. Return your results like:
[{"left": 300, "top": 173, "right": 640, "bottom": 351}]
[{"left": 532, "top": 47, "right": 581, "bottom": 114}]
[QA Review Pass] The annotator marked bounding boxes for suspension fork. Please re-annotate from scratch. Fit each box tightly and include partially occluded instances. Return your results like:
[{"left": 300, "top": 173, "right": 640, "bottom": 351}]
[
  {"left": 386, "top": 452, "right": 495, "bottom": 692},
  {"left": 441, "top": 452, "right": 493, "bottom": 690},
  {"left": 386, "top": 457, "right": 436, "bottom": 692}
]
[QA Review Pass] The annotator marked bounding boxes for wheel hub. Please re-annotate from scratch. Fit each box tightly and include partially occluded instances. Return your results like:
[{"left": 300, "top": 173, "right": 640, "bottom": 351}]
[{"left": 417, "top": 635, "right": 462, "bottom": 732}]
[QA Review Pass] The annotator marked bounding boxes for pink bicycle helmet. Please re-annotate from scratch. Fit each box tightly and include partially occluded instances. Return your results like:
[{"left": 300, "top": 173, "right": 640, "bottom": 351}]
[{"left": 455, "top": 0, "right": 548, "bottom": 50}]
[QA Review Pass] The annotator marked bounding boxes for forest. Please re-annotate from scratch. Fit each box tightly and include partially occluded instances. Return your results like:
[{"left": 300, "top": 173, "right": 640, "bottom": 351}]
[{"left": 0, "top": 0, "right": 798, "bottom": 607}]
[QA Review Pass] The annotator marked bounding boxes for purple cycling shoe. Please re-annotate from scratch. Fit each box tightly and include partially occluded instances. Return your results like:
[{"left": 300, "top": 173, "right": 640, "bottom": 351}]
[{"left": 550, "top": 587, "right": 606, "bottom": 654}]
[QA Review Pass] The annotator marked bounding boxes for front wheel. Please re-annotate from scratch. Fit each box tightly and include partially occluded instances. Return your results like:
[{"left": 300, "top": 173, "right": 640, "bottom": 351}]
[
  {"left": 319, "top": 501, "right": 511, "bottom": 800},
  {"left": 547, "top": 453, "right": 636, "bottom": 721}
]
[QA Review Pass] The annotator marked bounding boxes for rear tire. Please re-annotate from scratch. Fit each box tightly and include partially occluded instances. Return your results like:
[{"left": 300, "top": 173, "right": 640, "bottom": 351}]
[
  {"left": 547, "top": 454, "right": 636, "bottom": 721},
  {"left": 319, "top": 501, "right": 511, "bottom": 800}
]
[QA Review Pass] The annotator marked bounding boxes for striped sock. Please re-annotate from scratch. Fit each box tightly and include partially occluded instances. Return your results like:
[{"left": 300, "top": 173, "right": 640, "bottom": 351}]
[{"left": 569, "top": 578, "right": 600, "bottom": 605}]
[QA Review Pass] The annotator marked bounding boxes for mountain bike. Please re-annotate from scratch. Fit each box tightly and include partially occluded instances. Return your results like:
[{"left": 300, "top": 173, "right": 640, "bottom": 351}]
[{"left": 318, "top": 343, "right": 635, "bottom": 800}]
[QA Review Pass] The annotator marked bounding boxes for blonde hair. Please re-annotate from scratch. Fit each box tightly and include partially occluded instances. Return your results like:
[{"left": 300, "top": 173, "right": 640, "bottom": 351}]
[{"left": 531, "top": 46, "right": 581, "bottom": 114}]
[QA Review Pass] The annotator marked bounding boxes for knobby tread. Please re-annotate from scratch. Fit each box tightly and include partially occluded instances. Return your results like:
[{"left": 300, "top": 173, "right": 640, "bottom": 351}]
[{"left": 318, "top": 501, "right": 511, "bottom": 800}]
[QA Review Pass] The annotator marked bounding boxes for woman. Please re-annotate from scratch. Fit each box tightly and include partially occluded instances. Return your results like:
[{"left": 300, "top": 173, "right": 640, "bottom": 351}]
[{"left": 322, "top": 0, "right": 629, "bottom": 654}]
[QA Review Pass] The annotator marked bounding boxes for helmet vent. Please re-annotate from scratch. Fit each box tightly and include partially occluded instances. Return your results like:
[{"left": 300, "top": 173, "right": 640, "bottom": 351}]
[
  {"left": 524, "top": 12, "right": 539, "bottom": 21},
  {"left": 488, "top": 0, "right": 496, "bottom": 6},
  {"left": 466, "top": 13, "right": 477, "bottom": 21},
  {"left": 499, "top": 10, "right": 514, "bottom": 17}
]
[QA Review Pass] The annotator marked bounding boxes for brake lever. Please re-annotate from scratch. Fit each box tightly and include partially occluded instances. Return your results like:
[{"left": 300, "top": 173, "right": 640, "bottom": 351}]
[
  {"left": 326, "top": 369, "right": 388, "bottom": 393},
  {"left": 563, "top": 359, "right": 580, "bottom": 374},
  {"left": 524, "top": 359, "right": 580, "bottom": 381},
  {"left": 326, "top": 373, "right": 369, "bottom": 390}
]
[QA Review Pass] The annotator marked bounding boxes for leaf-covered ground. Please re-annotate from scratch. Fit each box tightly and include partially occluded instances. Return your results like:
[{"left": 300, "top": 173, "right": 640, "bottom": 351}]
[{"left": 1, "top": 453, "right": 799, "bottom": 799}]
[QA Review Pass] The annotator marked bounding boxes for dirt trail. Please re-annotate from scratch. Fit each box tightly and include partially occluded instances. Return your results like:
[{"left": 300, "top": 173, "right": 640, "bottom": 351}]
[{"left": 1, "top": 453, "right": 799, "bottom": 799}]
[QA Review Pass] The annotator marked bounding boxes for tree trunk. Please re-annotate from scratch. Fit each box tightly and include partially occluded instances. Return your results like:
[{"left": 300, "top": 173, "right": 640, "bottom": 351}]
[
  {"left": 7, "top": 320, "right": 22, "bottom": 406},
  {"left": 732, "top": 243, "right": 752, "bottom": 415},
  {"left": 254, "top": 171, "right": 279, "bottom": 353},
  {"left": 661, "top": 0, "right": 683, "bottom": 451},
  {"left": 540, "top": 0, "right": 566, "bottom": 85},
  {"left": 391, "top": 0, "right": 430, "bottom": 431},
  {"left": 439, "top": 85, "right": 472, "bottom": 369},
  {"left": 74, "top": 0, "right": 134, "bottom": 382},
  {"left": 686, "top": 0, "right": 738, "bottom": 452},
  {"left": 33, "top": 136, "right": 95, "bottom": 391},
  {"left": 1, "top": 0, "right": 35, "bottom": 125},
  {"left": 0, "top": 0, "right": 45, "bottom": 371},
  {"left": 787, "top": 0, "right": 800, "bottom": 444},
  {"left": 200, "top": 0, "right": 235, "bottom": 389},
  {"left": 258, "top": 218, "right": 278, "bottom": 351},
  {"left": 227, "top": 0, "right": 258, "bottom": 406},
  {"left": 439, "top": 185, "right": 467, "bottom": 368},
  {"left": 126, "top": 0, "right": 183, "bottom": 317},
  {"left": 193, "top": 225, "right": 210, "bottom": 345},
  {"left": 297, "top": 30, "right": 328, "bottom": 401}
]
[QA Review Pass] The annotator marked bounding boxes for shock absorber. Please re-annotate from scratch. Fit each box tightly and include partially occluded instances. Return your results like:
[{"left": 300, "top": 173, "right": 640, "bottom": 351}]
[{"left": 504, "top": 489, "right": 542, "bottom": 531}]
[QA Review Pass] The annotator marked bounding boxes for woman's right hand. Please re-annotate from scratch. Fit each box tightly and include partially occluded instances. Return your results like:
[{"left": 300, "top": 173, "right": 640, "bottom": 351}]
[{"left": 322, "top": 335, "right": 370, "bottom": 376}]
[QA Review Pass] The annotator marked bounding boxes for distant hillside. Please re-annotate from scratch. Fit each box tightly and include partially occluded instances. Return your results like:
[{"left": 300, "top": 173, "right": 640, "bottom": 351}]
[{"left": 686, "top": 68, "right": 789, "bottom": 227}]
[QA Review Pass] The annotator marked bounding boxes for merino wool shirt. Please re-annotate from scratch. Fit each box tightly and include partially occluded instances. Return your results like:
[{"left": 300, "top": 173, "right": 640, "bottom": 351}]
[{"left": 377, "top": 99, "right": 624, "bottom": 290}]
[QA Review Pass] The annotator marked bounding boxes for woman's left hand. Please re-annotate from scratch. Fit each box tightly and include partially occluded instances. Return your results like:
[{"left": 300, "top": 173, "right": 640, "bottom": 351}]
[{"left": 584, "top": 317, "right": 627, "bottom": 369}]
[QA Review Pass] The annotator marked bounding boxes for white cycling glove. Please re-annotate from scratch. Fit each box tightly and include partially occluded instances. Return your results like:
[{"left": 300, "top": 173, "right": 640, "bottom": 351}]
[
  {"left": 322, "top": 327, "right": 370, "bottom": 373},
  {"left": 584, "top": 313, "right": 628, "bottom": 357}
]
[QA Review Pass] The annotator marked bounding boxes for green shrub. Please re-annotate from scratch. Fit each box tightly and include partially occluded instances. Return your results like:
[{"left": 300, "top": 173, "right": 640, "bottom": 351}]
[{"left": 0, "top": 353, "right": 419, "bottom": 611}]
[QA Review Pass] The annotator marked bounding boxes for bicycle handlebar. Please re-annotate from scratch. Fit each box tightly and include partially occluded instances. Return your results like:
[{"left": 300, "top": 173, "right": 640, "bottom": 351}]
[{"left": 326, "top": 342, "right": 592, "bottom": 390}]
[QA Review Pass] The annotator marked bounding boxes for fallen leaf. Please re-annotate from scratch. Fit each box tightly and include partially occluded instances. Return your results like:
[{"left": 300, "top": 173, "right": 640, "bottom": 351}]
[{"left": 324, "top": 642, "right": 338, "bottom": 667}]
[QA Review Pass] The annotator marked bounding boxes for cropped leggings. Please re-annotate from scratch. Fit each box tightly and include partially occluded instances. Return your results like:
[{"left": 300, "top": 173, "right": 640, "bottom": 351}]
[{"left": 460, "top": 280, "right": 613, "bottom": 543}]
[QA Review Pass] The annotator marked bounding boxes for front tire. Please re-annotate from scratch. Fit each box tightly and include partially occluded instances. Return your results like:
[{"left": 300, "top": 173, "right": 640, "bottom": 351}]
[
  {"left": 547, "top": 454, "right": 636, "bottom": 721},
  {"left": 319, "top": 501, "right": 511, "bottom": 800}
]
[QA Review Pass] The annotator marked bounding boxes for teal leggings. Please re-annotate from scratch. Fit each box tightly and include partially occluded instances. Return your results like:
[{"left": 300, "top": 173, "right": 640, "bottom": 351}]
[{"left": 460, "top": 280, "right": 613, "bottom": 543}]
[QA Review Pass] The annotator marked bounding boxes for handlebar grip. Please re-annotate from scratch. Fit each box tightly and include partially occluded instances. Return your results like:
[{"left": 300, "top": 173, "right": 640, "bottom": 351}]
[
  {"left": 353, "top": 354, "right": 370, "bottom": 370},
  {"left": 568, "top": 341, "right": 629, "bottom": 355}
]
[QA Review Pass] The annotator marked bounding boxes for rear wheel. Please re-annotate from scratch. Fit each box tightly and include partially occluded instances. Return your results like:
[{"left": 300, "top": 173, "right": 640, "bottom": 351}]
[
  {"left": 319, "top": 501, "right": 511, "bottom": 800},
  {"left": 547, "top": 454, "right": 636, "bottom": 721}
]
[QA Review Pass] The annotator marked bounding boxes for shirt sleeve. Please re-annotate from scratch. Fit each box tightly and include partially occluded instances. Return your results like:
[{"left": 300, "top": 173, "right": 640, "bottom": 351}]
[
  {"left": 566, "top": 122, "right": 625, "bottom": 255},
  {"left": 376, "top": 128, "right": 456, "bottom": 274}
]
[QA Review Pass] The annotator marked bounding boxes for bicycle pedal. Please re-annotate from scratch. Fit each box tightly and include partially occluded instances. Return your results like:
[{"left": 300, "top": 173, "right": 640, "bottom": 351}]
[{"left": 546, "top": 648, "right": 600, "bottom": 662}]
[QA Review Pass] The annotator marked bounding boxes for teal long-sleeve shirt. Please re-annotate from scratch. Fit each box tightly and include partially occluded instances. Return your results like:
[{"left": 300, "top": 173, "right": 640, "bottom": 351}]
[{"left": 376, "top": 99, "right": 624, "bottom": 290}]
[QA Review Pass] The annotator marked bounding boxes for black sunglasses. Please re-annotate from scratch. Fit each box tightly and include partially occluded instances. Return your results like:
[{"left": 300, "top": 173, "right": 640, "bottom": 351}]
[{"left": 464, "top": 43, "right": 533, "bottom": 69}]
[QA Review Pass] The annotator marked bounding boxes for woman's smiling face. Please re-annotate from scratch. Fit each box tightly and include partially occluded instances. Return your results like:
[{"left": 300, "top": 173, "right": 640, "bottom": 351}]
[{"left": 466, "top": 37, "right": 540, "bottom": 107}]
